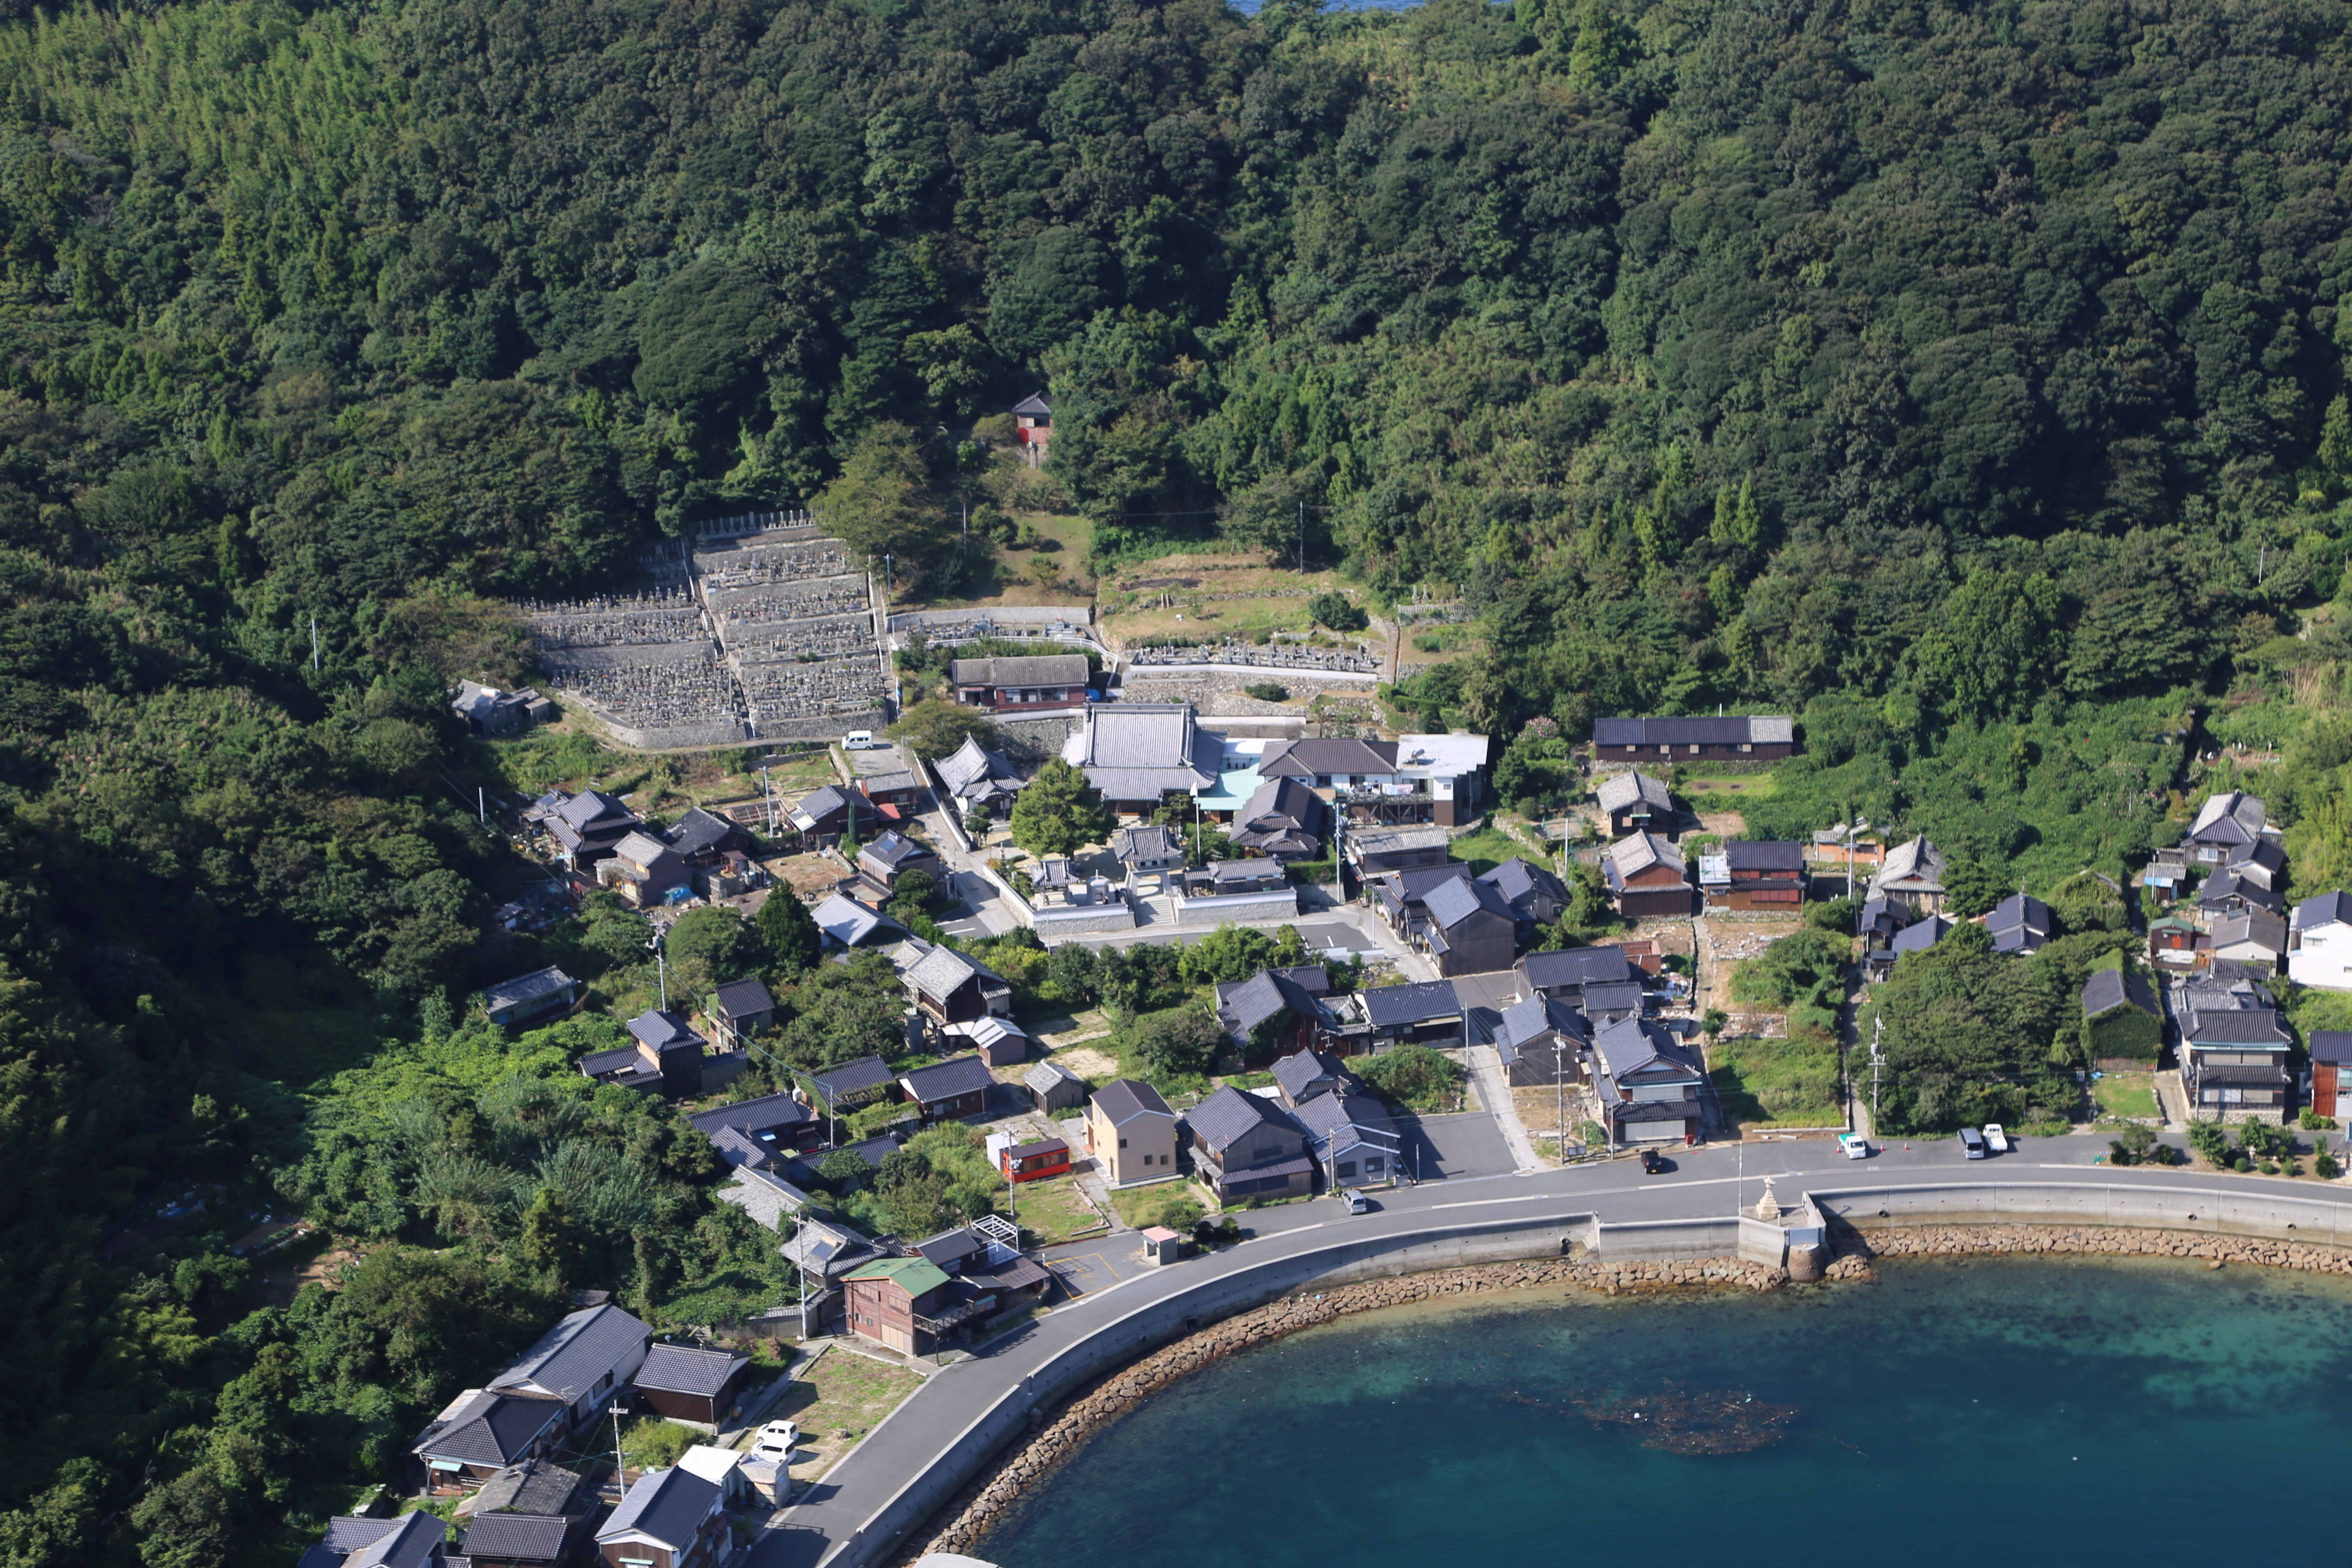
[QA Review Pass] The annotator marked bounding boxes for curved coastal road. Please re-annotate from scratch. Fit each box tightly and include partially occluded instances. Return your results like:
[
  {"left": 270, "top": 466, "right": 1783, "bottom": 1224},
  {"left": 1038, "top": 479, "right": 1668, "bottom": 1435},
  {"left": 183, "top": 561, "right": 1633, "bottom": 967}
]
[{"left": 754, "top": 1132, "right": 2352, "bottom": 1568}]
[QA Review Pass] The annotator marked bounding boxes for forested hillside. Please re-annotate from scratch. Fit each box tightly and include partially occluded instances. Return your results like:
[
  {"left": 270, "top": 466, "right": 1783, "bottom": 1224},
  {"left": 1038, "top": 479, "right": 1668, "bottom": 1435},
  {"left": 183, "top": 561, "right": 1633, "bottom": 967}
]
[{"left": 6, "top": 0, "right": 2352, "bottom": 1558}]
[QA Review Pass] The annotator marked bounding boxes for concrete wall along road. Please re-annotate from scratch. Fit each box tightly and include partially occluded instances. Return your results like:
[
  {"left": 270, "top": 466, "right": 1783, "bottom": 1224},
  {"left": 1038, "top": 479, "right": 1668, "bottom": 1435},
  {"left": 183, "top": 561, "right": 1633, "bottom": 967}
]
[
  {"left": 1586, "top": 1214, "right": 1796, "bottom": 1268},
  {"left": 816, "top": 1207, "right": 1597, "bottom": 1568},
  {"left": 1169, "top": 888, "right": 1300, "bottom": 927},
  {"left": 1810, "top": 1180, "right": 2352, "bottom": 1244}
]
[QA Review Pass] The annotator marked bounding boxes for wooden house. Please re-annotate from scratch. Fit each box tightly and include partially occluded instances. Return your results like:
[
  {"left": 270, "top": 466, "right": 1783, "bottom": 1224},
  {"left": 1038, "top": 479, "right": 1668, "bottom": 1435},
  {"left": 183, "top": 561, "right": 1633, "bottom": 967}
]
[
  {"left": 594, "top": 1467, "right": 726, "bottom": 1568},
  {"left": 1479, "top": 857, "right": 1569, "bottom": 937},
  {"left": 948, "top": 652, "right": 1091, "bottom": 712},
  {"left": 483, "top": 966, "right": 581, "bottom": 1028},
  {"left": 898, "top": 1055, "right": 995, "bottom": 1124},
  {"left": 1023, "top": 1059, "right": 1088, "bottom": 1115},
  {"left": 1000, "top": 1136, "right": 1072, "bottom": 1183},
  {"left": 599, "top": 831, "right": 690, "bottom": 908},
  {"left": 630, "top": 1344, "right": 750, "bottom": 1429},
  {"left": 1185, "top": 1085, "right": 1312, "bottom": 1201},
  {"left": 1699, "top": 840, "right": 1806, "bottom": 910},
  {"left": 1593, "top": 714, "right": 1795, "bottom": 762},
  {"left": 1604, "top": 831, "right": 1693, "bottom": 918},
  {"left": 1596, "top": 770, "right": 1672, "bottom": 835},
  {"left": 1418, "top": 874, "right": 1520, "bottom": 977},
  {"left": 1867, "top": 836, "right": 1948, "bottom": 914}
]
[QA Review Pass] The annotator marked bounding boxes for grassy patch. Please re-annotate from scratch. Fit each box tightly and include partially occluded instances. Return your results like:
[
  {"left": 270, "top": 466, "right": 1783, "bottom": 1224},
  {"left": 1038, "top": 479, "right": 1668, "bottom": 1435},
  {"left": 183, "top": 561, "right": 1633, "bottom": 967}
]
[
  {"left": 2092, "top": 1073, "right": 2158, "bottom": 1119},
  {"left": 1709, "top": 1030, "right": 1842, "bottom": 1128},
  {"left": 1446, "top": 825, "right": 1540, "bottom": 874},
  {"left": 1109, "top": 1182, "right": 1207, "bottom": 1232},
  {"left": 1679, "top": 770, "right": 1780, "bottom": 804},
  {"left": 1096, "top": 554, "right": 1375, "bottom": 648},
  {"left": 1008, "top": 1173, "right": 1107, "bottom": 1246},
  {"left": 774, "top": 1349, "right": 927, "bottom": 1484}
]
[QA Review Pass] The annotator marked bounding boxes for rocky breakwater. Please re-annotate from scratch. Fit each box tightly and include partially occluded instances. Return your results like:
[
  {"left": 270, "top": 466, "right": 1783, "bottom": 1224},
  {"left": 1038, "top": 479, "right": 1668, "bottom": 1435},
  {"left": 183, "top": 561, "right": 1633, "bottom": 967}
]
[
  {"left": 1827, "top": 1222, "right": 2352, "bottom": 1277},
  {"left": 894, "top": 1254, "right": 1791, "bottom": 1565}
]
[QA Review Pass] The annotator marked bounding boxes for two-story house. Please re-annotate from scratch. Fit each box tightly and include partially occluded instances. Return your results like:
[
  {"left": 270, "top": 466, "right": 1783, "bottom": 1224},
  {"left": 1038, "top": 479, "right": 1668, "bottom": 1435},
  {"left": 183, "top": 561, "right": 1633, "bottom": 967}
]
[
  {"left": 546, "top": 790, "right": 643, "bottom": 870},
  {"left": 1371, "top": 861, "right": 1475, "bottom": 944},
  {"left": 1867, "top": 836, "right": 1948, "bottom": 914},
  {"left": 487, "top": 1302, "right": 651, "bottom": 1432},
  {"left": 1479, "top": 857, "right": 1569, "bottom": 939},
  {"left": 903, "top": 943, "right": 1013, "bottom": 1031},
  {"left": 1186, "top": 1084, "right": 1313, "bottom": 1201},
  {"left": 1698, "top": 841, "right": 1806, "bottom": 911},
  {"left": 1515, "top": 945, "right": 1635, "bottom": 1004},
  {"left": 1084, "top": 1078, "right": 1180, "bottom": 1186},
  {"left": 1291, "top": 1090, "right": 1402, "bottom": 1189},
  {"left": 1213, "top": 965, "right": 1336, "bottom": 1060},
  {"left": 1589, "top": 1016, "right": 1704, "bottom": 1147},
  {"left": 789, "top": 784, "right": 871, "bottom": 847},
  {"left": 857, "top": 830, "right": 942, "bottom": 895},
  {"left": 1418, "top": 874, "right": 1521, "bottom": 977},
  {"left": 1985, "top": 892, "right": 2053, "bottom": 955},
  {"left": 594, "top": 1466, "right": 727, "bottom": 1568},
  {"left": 1230, "top": 775, "right": 1326, "bottom": 859},
  {"left": 1604, "top": 831, "right": 1693, "bottom": 918},
  {"left": 599, "top": 830, "right": 691, "bottom": 908},
  {"left": 2291, "top": 891, "right": 2352, "bottom": 990},
  {"left": 1494, "top": 994, "right": 1590, "bottom": 1087},
  {"left": 2186, "top": 789, "right": 2273, "bottom": 863}
]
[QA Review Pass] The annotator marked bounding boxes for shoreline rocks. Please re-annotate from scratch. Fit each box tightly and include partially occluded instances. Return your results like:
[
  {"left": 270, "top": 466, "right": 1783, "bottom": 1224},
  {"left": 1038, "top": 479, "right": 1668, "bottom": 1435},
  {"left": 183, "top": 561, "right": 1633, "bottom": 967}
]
[{"left": 888, "top": 1223, "right": 2352, "bottom": 1565}]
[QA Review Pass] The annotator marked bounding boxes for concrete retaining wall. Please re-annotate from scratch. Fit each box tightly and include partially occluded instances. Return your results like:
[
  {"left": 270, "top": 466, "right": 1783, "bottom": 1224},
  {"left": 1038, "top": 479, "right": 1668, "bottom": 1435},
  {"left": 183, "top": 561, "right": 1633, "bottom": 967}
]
[
  {"left": 821, "top": 1208, "right": 1594, "bottom": 1568},
  {"left": 1586, "top": 1214, "right": 1794, "bottom": 1267},
  {"left": 1807, "top": 1181, "right": 2352, "bottom": 1244},
  {"left": 1032, "top": 905, "right": 1139, "bottom": 935},
  {"left": 1169, "top": 889, "right": 1301, "bottom": 927}
]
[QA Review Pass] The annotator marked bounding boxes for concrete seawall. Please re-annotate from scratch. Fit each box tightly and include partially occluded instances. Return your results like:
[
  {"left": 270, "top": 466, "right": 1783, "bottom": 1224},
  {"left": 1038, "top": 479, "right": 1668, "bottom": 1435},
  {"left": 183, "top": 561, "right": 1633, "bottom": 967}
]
[
  {"left": 826, "top": 1207, "right": 1599, "bottom": 1568},
  {"left": 802, "top": 1176, "right": 2352, "bottom": 1568},
  {"left": 1809, "top": 1180, "right": 2352, "bottom": 1243}
]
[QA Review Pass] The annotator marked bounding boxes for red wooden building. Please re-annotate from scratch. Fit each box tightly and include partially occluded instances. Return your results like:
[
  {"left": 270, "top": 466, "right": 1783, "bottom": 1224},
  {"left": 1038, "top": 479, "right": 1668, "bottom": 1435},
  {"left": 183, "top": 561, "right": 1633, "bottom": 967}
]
[{"left": 1000, "top": 1136, "right": 1072, "bottom": 1183}]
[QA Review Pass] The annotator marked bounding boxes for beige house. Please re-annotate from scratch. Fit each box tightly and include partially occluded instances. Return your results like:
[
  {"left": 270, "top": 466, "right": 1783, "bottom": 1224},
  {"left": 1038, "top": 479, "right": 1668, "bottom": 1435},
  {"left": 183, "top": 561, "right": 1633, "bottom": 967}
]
[{"left": 1084, "top": 1078, "right": 1179, "bottom": 1187}]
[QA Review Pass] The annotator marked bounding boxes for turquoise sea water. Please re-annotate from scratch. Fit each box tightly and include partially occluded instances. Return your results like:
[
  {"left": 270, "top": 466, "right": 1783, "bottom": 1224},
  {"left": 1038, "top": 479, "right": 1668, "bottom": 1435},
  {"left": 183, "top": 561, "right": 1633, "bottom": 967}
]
[{"left": 977, "top": 1259, "right": 2352, "bottom": 1565}]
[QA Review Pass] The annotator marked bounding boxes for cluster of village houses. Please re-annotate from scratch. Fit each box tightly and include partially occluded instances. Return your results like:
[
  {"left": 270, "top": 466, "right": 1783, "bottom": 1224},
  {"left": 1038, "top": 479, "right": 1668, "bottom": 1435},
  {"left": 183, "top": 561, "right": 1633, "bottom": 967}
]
[{"left": 322, "top": 698, "right": 2352, "bottom": 1566}]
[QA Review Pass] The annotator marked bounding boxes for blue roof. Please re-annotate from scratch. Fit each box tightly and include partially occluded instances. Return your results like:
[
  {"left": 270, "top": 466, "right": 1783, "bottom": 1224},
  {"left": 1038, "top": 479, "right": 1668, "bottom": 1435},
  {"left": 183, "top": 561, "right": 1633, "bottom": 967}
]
[{"left": 1194, "top": 762, "right": 1264, "bottom": 813}]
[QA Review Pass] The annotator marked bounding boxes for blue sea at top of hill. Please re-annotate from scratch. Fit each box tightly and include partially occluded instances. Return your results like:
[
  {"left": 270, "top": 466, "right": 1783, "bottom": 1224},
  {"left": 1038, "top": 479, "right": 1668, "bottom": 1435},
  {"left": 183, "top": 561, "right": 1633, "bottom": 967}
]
[{"left": 977, "top": 1257, "right": 2352, "bottom": 1566}]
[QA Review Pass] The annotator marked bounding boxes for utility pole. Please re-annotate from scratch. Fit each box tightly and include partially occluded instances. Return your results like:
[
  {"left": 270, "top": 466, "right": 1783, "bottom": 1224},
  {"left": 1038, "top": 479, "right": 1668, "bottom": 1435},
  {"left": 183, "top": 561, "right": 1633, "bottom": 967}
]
[
  {"left": 647, "top": 930, "right": 668, "bottom": 1010},
  {"left": 1298, "top": 499, "right": 1305, "bottom": 575},
  {"left": 310, "top": 614, "right": 320, "bottom": 672},
  {"left": 612, "top": 1404, "right": 627, "bottom": 1498},
  {"left": 478, "top": 787, "right": 486, "bottom": 827},
  {"left": 1871, "top": 1014, "right": 1885, "bottom": 1125}
]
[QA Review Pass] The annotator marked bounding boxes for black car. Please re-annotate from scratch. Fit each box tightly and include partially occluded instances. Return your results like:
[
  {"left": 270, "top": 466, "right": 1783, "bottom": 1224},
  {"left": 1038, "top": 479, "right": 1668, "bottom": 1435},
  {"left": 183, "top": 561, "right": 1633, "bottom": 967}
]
[{"left": 1639, "top": 1148, "right": 1666, "bottom": 1174}]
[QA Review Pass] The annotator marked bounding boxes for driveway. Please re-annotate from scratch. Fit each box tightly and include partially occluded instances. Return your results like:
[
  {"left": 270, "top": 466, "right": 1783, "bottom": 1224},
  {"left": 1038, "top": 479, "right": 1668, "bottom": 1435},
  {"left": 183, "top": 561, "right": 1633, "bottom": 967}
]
[{"left": 1395, "top": 1110, "right": 1518, "bottom": 1182}]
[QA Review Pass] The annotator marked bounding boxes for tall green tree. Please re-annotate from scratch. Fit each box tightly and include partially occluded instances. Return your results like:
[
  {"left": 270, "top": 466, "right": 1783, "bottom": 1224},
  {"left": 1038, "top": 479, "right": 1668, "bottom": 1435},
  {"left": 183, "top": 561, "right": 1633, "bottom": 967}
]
[{"left": 1008, "top": 759, "right": 1112, "bottom": 859}]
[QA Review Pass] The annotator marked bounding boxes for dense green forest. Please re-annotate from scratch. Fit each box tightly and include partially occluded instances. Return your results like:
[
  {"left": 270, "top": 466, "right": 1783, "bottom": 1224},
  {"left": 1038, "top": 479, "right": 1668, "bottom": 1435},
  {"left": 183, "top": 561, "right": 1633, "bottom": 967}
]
[{"left": 9, "top": 0, "right": 2352, "bottom": 1556}]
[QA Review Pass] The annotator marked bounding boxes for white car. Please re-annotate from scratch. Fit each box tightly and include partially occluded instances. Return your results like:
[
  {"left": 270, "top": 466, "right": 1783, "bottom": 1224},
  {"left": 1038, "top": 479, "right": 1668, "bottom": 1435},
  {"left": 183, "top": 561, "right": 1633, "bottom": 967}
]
[
  {"left": 842, "top": 731, "right": 876, "bottom": 750},
  {"left": 1982, "top": 1123, "right": 2010, "bottom": 1153},
  {"left": 1838, "top": 1132, "right": 1870, "bottom": 1160},
  {"left": 750, "top": 1420, "right": 800, "bottom": 1461}
]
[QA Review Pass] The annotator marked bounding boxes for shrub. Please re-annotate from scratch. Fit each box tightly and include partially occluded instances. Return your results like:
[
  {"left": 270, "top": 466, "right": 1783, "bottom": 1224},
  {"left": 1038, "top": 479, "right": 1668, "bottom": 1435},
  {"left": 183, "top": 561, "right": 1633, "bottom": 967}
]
[
  {"left": 1307, "top": 591, "right": 1368, "bottom": 631},
  {"left": 2185, "top": 1119, "right": 2232, "bottom": 1167},
  {"left": 1358, "top": 1044, "right": 1463, "bottom": 1111},
  {"left": 1244, "top": 681, "right": 1289, "bottom": 702},
  {"left": 2301, "top": 1109, "right": 2339, "bottom": 1130}
]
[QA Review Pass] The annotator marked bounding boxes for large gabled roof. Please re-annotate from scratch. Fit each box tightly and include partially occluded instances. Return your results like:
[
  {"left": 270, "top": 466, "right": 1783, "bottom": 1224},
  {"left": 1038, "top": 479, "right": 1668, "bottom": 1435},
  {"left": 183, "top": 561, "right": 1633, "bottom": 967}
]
[
  {"left": 905, "top": 943, "right": 980, "bottom": 1001},
  {"left": 900, "top": 1054, "right": 996, "bottom": 1102},
  {"left": 1259, "top": 738, "right": 1399, "bottom": 778},
  {"left": 597, "top": 1467, "right": 721, "bottom": 1553},
  {"left": 1517, "top": 946, "right": 1633, "bottom": 990},
  {"left": 2081, "top": 967, "right": 2159, "bottom": 1019},
  {"left": 489, "top": 1302, "right": 650, "bottom": 1402},
  {"left": 1360, "top": 980, "right": 1462, "bottom": 1028},
  {"left": 1595, "top": 771, "right": 1672, "bottom": 813},
  {"left": 664, "top": 806, "right": 747, "bottom": 859},
  {"left": 1091, "top": 1077, "right": 1174, "bottom": 1125},
  {"left": 458, "top": 1511, "right": 569, "bottom": 1564},
  {"left": 1605, "top": 832, "right": 1680, "bottom": 880},
  {"left": 1480, "top": 857, "right": 1567, "bottom": 909},
  {"left": 412, "top": 1390, "right": 563, "bottom": 1467},
  {"left": 634, "top": 1343, "right": 748, "bottom": 1399},
  {"left": 711, "top": 977, "right": 775, "bottom": 1020},
  {"left": 1422, "top": 874, "right": 1518, "bottom": 932},
  {"left": 2295, "top": 891, "right": 2352, "bottom": 931},
  {"left": 2188, "top": 788, "right": 2268, "bottom": 846},
  {"left": 1495, "top": 992, "right": 1587, "bottom": 1053},
  {"left": 1186, "top": 1083, "right": 1298, "bottom": 1152},
  {"left": 949, "top": 653, "right": 1090, "bottom": 688},
  {"left": 1061, "top": 702, "right": 1214, "bottom": 793},
  {"left": 845, "top": 1256, "right": 952, "bottom": 1296},
  {"left": 935, "top": 733, "right": 1021, "bottom": 796},
  {"left": 1869, "top": 836, "right": 1947, "bottom": 896}
]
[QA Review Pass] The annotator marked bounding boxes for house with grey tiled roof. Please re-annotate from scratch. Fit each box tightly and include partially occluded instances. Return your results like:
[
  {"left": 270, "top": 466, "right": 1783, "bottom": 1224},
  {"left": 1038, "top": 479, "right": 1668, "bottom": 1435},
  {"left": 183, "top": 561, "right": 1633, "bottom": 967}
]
[
  {"left": 1061, "top": 701, "right": 1216, "bottom": 812},
  {"left": 899, "top": 1054, "right": 996, "bottom": 1124},
  {"left": 1596, "top": 769, "right": 1673, "bottom": 835},
  {"left": 633, "top": 1343, "right": 751, "bottom": 1429},
  {"left": 595, "top": 1467, "right": 726, "bottom": 1568},
  {"left": 1494, "top": 993, "right": 1589, "bottom": 1087},
  {"left": 410, "top": 1390, "right": 565, "bottom": 1482},
  {"left": 482, "top": 965, "right": 581, "bottom": 1028},
  {"left": 1185, "top": 1084, "right": 1312, "bottom": 1201},
  {"left": 296, "top": 1511, "right": 450, "bottom": 1568},
  {"left": 484, "top": 1302, "right": 649, "bottom": 1430}
]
